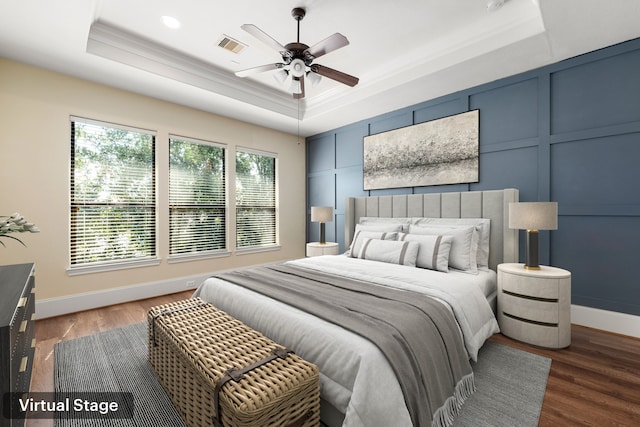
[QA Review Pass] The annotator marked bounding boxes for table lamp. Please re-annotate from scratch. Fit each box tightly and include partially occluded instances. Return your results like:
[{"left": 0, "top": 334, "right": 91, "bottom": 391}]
[
  {"left": 311, "top": 206, "right": 333, "bottom": 244},
  {"left": 509, "top": 202, "right": 558, "bottom": 270}
]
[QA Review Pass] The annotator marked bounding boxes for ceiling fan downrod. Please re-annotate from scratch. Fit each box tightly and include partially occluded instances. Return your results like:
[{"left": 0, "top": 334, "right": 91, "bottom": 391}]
[{"left": 291, "top": 7, "right": 305, "bottom": 43}]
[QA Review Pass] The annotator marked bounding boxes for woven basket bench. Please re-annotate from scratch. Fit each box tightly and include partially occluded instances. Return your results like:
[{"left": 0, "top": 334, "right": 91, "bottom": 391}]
[{"left": 147, "top": 298, "right": 320, "bottom": 427}]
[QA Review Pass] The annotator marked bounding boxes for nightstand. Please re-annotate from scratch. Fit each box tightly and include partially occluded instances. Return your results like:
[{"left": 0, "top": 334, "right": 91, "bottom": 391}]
[
  {"left": 497, "top": 263, "right": 571, "bottom": 348},
  {"left": 306, "top": 242, "right": 339, "bottom": 257}
]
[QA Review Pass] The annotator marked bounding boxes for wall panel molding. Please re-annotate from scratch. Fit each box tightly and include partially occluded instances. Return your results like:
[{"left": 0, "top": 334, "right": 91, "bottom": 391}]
[{"left": 307, "top": 36, "right": 640, "bottom": 319}]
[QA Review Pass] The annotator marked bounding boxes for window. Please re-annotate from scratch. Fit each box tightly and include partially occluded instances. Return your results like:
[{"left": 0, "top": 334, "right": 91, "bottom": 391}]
[
  {"left": 235, "top": 149, "right": 277, "bottom": 249},
  {"left": 169, "top": 136, "right": 226, "bottom": 256},
  {"left": 70, "top": 118, "right": 156, "bottom": 268}
]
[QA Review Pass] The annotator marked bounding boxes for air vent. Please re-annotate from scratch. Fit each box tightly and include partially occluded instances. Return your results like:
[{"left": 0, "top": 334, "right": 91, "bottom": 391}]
[{"left": 217, "top": 35, "right": 246, "bottom": 54}]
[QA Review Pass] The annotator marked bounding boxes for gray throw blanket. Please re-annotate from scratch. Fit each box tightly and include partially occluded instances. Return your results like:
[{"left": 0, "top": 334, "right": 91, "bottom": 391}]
[{"left": 213, "top": 263, "right": 475, "bottom": 427}]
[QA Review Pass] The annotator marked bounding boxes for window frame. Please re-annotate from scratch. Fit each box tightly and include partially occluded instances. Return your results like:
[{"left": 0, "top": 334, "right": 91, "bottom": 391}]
[
  {"left": 234, "top": 147, "right": 279, "bottom": 253},
  {"left": 67, "top": 116, "right": 159, "bottom": 275},
  {"left": 168, "top": 135, "right": 229, "bottom": 262}
]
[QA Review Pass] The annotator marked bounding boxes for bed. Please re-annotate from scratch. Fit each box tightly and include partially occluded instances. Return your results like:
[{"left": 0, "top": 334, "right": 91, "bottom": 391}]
[{"left": 194, "top": 188, "right": 519, "bottom": 427}]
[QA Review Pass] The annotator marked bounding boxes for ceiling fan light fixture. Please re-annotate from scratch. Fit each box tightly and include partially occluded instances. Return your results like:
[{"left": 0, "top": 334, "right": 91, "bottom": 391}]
[
  {"left": 307, "top": 71, "right": 321, "bottom": 87},
  {"left": 290, "top": 58, "right": 306, "bottom": 78},
  {"left": 290, "top": 77, "right": 302, "bottom": 94},
  {"left": 273, "top": 69, "right": 289, "bottom": 84}
]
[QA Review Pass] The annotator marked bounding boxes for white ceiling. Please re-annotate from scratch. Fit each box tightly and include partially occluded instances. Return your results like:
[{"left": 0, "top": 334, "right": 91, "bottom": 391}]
[{"left": 1, "top": 0, "right": 640, "bottom": 137}]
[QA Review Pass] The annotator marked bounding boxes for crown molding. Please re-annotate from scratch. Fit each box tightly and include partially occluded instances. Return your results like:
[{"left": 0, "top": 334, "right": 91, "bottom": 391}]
[
  {"left": 87, "top": 20, "right": 301, "bottom": 119},
  {"left": 304, "top": 11, "right": 546, "bottom": 121}
]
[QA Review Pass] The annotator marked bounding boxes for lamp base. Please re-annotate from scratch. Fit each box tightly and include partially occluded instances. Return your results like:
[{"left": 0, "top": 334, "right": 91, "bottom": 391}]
[
  {"left": 319, "top": 223, "right": 326, "bottom": 245},
  {"left": 524, "top": 229, "right": 540, "bottom": 270}
]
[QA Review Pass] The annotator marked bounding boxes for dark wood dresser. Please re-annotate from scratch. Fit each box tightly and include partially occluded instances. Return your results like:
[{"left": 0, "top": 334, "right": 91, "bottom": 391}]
[{"left": 0, "top": 263, "right": 36, "bottom": 427}]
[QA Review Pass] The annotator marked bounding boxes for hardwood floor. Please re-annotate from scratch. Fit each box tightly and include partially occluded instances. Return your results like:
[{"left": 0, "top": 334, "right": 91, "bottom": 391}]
[
  {"left": 27, "top": 291, "right": 640, "bottom": 426},
  {"left": 490, "top": 327, "right": 640, "bottom": 426}
]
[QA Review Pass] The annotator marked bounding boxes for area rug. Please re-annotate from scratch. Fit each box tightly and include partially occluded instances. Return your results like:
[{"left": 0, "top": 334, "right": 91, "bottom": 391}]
[
  {"left": 53, "top": 322, "right": 550, "bottom": 427},
  {"left": 453, "top": 340, "right": 550, "bottom": 426}
]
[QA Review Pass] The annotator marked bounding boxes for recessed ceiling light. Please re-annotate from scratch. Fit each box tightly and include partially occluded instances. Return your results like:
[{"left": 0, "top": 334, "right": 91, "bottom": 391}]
[{"left": 161, "top": 16, "right": 181, "bottom": 29}]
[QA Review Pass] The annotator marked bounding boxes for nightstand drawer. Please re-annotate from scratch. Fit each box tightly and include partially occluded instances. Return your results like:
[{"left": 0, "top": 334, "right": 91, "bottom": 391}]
[
  {"left": 306, "top": 242, "right": 339, "bottom": 257},
  {"left": 500, "top": 292, "right": 560, "bottom": 324},
  {"left": 499, "top": 314, "right": 566, "bottom": 348},
  {"left": 499, "top": 272, "right": 561, "bottom": 299}
]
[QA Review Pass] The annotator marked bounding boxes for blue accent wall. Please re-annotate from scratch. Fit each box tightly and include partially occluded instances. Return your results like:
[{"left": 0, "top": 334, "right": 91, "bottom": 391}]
[{"left": 306, "top": 37, "right": 640, "bottom": 317}]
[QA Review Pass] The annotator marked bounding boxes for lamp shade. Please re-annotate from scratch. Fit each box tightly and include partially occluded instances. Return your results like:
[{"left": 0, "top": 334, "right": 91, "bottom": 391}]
[
  {"left": 311, "top": 206, "right": 333, "bottom": 223},
  {"left": 509, "top": 202, "right": 558, "bottom": 230}
]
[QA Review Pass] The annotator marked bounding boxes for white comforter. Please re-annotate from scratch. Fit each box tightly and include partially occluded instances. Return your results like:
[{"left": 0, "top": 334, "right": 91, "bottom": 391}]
[{"left": 194, "top": 255, "right": 499, "bottom": 427}]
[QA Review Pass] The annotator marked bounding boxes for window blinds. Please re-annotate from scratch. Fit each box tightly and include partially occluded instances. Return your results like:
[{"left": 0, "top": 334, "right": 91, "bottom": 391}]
[
  {"left": 70, "top": 118, "right": 156, "bottom": 266},
  {"left": 235, "top": 149, "right": 277, "bottom": 248},
  {"left": 169, "top": 136, "right": 226, "bottom": 255}
]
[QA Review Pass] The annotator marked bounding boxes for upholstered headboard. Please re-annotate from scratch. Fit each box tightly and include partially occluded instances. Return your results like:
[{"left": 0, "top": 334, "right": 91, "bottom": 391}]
[{"left": 345, "top": 188, "right": 519, "bottom": 271}]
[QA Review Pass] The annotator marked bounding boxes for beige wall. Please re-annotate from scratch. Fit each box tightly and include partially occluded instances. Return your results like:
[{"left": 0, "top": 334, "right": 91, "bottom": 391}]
[{"left": 0, "top": 59, "right": 305, "bottom": 304}]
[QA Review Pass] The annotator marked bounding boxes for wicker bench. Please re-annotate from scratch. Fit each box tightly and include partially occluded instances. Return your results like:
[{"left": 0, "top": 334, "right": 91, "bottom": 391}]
[{"left": 148, "top": 298, "right": 320, "bottom": 427}]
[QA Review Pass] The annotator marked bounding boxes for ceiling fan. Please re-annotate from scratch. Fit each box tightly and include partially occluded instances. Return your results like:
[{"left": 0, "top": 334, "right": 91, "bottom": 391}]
[{"left": 235, "top": 7, "right": 359, "bottom": 99}]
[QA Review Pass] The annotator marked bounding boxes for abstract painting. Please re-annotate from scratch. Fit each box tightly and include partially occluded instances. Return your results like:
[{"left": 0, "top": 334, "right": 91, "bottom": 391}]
[{"left": 363, "top": 110, "right": 479, "bottom": 190}]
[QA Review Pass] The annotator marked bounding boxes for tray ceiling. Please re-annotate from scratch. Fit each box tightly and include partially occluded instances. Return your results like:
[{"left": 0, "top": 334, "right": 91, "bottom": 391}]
[{"left": 1, "top": 0, "right": 639, "bottom": 136}]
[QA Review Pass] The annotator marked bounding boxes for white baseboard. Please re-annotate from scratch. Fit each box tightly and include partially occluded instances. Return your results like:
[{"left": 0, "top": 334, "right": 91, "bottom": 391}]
[
  {"left": 35, "top": 259, "right": 296, "bottom": 320},
  {"left": 35, "top": 273, "right": 211, "bottom": 319},
  {"left": 571, "top": 304, "right": 640, "bottom": 339}
]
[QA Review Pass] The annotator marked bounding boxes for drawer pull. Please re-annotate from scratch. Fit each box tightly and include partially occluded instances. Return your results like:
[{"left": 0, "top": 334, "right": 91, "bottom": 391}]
[
  {"left": 503, "top": 311, "right": 558, "bottom": 327},
  {"left": 19, "top": 320, "right": 28, "bottom": 333},
  {"left": 19, "top": 356, "right": 29, "bottom": 373},
  {"left": 18, "top": 297, "right": 28, "bottom": 308},
  {"left": 503, "top": 289, "right": 557, "bottom": 303}
]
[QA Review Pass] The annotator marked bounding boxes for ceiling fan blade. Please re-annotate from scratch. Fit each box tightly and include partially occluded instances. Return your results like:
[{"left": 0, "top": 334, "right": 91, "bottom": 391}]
[
  {"left": 235, "top": 63, "right": 284, "bottom": 78},
  {"left": 293, "top": 76, "right": 305, "bottom": 99},
  {"left": 241, "top": 24, "right": 286, "bottom": 53},
  {"left": 311, "top": 64, "right": 359, "bottom": 87},
  {"left": 305, "top": 33, "right": 349, "bottom": 59}
]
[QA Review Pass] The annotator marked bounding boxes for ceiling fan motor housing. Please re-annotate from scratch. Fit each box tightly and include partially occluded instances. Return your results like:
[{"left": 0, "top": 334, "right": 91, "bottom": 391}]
[{"left": 283, "top": 42, "right": 314, "bottom": 65}]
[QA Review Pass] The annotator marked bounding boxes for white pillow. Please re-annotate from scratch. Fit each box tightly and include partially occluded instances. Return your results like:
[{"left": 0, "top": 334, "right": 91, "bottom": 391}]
[
  {"left": 348, "top": 230, "right": 398, "bottom": 258},
  {"left": 398, "top": 233, "right": 452, "bottom": 272},
  {"left": 359, "top": 217, "right": 411, "bottom": 233},
  {"left": 412, "top": 218, "right": 490, "bottom": 268},
  {"left": 409, "top": 224, "right": 478, "bottom": 273},
  {"left": 357, "top": 237, "right": 419, "bottom": 267},
  {"left": 355, "top": 222, "right": 404, "bottom": 233}
]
